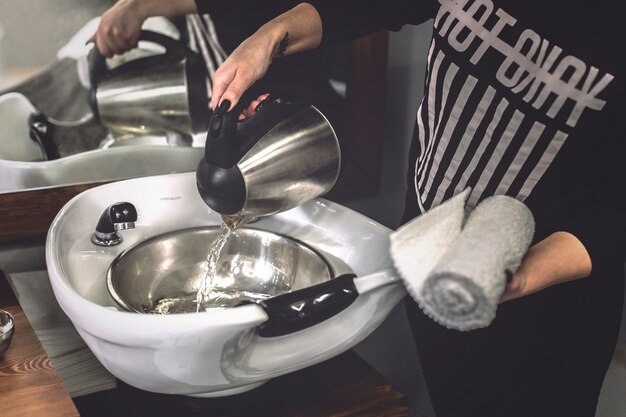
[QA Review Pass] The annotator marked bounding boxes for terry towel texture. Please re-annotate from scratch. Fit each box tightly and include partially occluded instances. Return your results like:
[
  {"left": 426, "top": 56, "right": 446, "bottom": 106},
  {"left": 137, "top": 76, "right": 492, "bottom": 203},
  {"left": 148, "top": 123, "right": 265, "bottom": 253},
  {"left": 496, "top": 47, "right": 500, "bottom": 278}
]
[{"left": 391, "top": 191, "right": 535, "bottom": 331}]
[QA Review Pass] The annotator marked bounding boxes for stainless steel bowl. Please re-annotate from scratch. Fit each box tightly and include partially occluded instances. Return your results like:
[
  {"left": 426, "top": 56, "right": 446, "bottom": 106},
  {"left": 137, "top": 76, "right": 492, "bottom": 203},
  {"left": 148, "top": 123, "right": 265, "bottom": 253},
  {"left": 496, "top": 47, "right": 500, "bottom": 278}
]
[
  {"left": 0, "top": 309, "right": 15, "bottom": 358},
  {"left": 107, "top": 227, "right": 342, "bottom": 314}
]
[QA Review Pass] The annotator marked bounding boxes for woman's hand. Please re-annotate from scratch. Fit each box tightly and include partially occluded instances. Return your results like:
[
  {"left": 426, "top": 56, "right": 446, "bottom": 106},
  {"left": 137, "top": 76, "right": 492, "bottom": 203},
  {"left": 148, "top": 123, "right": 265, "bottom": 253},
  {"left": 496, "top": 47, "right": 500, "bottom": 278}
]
[
  {"left": 500, "top": 231, "right": 592, "bottom": 303},
  {"left": 91, "top": 0, "right": 146, "bottom": 57},
  {"left": 89, "top": 0, "right": 197, "bottom": 57},
  {"left": 211, "top": 33, "right": 279, "bottom": 112},
  {"left": 210, "top": 3, "right": 323, "bottom": 111},
  {"left": 500, "top": 269, "right": 528, "bottom": 303},
  {"left": 237, "top": 94, "right": 271, "bottom": 120}
]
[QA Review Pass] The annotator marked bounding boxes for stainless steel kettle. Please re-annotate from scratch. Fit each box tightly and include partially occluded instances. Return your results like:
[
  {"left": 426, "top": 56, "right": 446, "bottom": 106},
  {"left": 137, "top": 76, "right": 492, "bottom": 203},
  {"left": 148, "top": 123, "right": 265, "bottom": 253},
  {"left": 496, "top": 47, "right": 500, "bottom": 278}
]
[
  {"left": 196, "top": 97, "right": 341, "bottom": 217},
  {"left": 88, "top": 30, "right": 209, "bottom": 137}
]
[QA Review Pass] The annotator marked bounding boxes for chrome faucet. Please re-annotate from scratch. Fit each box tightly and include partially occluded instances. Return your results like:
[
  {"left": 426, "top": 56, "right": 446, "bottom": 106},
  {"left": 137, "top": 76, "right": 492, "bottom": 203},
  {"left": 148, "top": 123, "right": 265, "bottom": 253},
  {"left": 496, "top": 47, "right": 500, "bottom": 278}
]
[{"left": 91, "top": 202, "right": 138, "bottom": 246}]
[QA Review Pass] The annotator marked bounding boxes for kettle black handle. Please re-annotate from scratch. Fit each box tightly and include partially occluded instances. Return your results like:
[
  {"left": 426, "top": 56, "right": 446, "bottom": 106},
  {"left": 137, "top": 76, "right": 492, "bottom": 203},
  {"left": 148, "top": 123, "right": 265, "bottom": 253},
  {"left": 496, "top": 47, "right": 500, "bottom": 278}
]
[
  {"left": 87, "top": 47, "right": 107, "bottom": 114},
  {"left": 28, "top": 112, "right": 60, "bottom": 160},
  {"left": 135, "top": 30, "right": 199, "bottom": 59},
  {"left": 253, "top": 273, "right": 359, "bottom": 338},
  {"left": 204, "top": 100, "right": 242, "bottom": 168},
  {"left": 204, "top": 96, "right": 298, "bottom": 169}
]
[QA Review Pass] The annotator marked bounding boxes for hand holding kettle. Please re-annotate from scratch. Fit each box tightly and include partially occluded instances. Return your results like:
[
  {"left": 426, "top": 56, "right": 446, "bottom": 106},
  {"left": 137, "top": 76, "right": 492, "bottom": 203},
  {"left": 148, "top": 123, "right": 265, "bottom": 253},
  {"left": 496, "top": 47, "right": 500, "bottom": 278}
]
[
  {"left": 90, "top": 0, "right": 198, "bottom": 57},
  {"left": 196, "top": 96, "right": 341, "bottom": 218},
  {"left": 88, "top": 30, "right": 210, "bottom": 137},
  {"left": 211, "top": 3, "right": 323, "bottom": 111}
]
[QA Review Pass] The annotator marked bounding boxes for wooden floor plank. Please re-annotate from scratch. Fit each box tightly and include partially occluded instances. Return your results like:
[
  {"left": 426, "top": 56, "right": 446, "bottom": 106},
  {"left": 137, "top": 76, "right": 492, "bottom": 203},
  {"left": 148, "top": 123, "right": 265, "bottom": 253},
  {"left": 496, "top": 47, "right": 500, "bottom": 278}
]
[{"left": 0, "top": 270, "right": 79, "bottom": 417}]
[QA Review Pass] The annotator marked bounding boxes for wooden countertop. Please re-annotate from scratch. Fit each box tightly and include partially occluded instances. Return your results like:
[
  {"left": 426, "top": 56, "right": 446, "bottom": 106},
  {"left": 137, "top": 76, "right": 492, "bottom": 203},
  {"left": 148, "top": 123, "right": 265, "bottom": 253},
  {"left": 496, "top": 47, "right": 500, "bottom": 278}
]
[
  {"left": 0, "top": 269, "right": 79, "bottom": 417},
  {"left": 1, "top": 270, "right": 408, "bottom": 417}
]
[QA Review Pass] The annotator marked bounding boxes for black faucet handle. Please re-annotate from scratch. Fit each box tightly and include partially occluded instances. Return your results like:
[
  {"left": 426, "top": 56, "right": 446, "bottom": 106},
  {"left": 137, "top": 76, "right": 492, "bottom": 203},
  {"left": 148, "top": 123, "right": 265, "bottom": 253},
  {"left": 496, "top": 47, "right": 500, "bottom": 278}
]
[
  {"left": 92, "top": 202, "right": 138, "bottom": 246},
  {"left": 110, "top": 202, "right": 138, "bottom": 231}
]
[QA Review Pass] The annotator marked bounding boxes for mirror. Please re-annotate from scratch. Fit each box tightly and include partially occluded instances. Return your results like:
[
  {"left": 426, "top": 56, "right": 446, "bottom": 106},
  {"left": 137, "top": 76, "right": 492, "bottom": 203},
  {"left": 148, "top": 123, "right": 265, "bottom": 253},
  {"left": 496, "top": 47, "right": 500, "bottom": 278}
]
[
  {"left": 0, "top": 3, "right": 388, "bottom": 243},
  {"left": 0, "top": 3, "right": 206, "bottom": 195}
]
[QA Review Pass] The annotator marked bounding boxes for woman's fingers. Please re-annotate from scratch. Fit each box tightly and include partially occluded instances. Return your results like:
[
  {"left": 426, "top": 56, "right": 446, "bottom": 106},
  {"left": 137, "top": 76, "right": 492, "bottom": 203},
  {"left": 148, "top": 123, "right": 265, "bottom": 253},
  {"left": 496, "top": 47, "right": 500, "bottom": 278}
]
[
  {"left": 211, "top": 34, "right": 274, "bottom": 110},
  {"left": 211, "top": 66, "right": 256, "bottom": 112},
  {"left": 115, "top": 28, "right": 140, "bottom": 53},
  {"left": 94, "top": 31, "right": 113, "bottom": 58},
  {"left": 102, "top": 24, "right": 139, "bottom": 56},
  {"left": 105, "top": 28, "right": 127, "bottom": 56},
  {"left": 93, "top": 0, "right": 144, "bottom": 57},
  {"left": 211, "top": 65, "right": 238, "bottom": 111},
  {"left": 499, "top": 269, "right": 527, "bottom": 303},
  {"left": 232, "top": 94, "right": 271, "bottom": 120},
  {"left": 243, "top": 94, "right": 271, "bottom": 118},
  {"left": 211, "top": 61, "right": 265, "bottom": 113}
]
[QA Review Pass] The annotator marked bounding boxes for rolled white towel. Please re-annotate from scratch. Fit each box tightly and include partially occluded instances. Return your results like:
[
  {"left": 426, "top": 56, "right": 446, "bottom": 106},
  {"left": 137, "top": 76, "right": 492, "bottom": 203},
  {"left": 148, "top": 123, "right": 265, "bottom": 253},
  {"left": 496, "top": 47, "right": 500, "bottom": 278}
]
[
  {"left": 390, "top": 189, "right": 470, "bottom": 309},
  {"left": 420, "top": 195, "right": 535, "bottom": 330}
]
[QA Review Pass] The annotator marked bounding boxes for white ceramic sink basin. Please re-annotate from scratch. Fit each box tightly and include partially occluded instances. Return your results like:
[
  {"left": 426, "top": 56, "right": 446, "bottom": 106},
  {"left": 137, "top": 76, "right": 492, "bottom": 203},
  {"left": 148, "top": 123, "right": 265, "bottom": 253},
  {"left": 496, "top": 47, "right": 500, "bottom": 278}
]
[
  {"left": 0, "top": 93, "right": 204, "bottom": 193},
  {"left": 46, "top": 172, "right": 406, "bottom": 396}
]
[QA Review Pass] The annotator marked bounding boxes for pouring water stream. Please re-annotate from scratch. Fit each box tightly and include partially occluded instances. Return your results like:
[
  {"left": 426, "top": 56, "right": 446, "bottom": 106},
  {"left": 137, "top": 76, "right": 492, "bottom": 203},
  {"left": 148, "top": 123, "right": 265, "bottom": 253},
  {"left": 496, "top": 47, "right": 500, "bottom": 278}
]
[
  {"left": 150, "top": 214, "right": 251, "bottom": 314},
  {"left": 194, "top": 214, "right": 250, "bottom": 312}
]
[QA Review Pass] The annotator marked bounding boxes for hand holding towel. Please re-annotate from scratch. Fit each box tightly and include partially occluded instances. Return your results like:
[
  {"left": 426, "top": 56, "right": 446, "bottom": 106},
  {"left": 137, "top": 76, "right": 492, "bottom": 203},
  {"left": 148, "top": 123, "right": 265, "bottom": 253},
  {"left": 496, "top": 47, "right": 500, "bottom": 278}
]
[{"left": 391, "top": 192, "right": 535, "bottom": 331}]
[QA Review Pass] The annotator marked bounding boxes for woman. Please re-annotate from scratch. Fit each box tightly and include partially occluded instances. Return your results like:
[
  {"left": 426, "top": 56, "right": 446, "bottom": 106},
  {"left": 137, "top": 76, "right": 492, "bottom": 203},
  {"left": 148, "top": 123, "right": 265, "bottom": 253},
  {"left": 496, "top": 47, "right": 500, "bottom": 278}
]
[{"left": 206, "top": 1, "right": 626, "bottom": 416}]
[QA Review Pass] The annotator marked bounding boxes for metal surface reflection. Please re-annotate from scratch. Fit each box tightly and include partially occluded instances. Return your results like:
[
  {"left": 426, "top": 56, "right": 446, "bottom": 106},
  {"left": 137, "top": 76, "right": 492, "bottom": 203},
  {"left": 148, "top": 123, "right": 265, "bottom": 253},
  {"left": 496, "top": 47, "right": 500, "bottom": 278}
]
[
  {"left": 0, "top": 309, "right": 14, "bottom": 358},
  {"left": 107, "top": 227, "right": 336, "bottom": 314}
]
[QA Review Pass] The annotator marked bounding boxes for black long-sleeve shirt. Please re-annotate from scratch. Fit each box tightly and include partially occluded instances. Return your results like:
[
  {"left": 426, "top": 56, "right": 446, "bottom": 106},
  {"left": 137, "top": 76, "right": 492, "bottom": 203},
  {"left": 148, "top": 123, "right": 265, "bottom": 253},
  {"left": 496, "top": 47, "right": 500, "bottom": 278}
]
[
  {"left": 198, "top": 0, "right": 626, "bottom": 274},
  {"left": 299, "top": 6, "right": 626, "bottom": 416},
  {"left": 313, "top": 0, "right": 626, "bottom": 277},
  {"left": 307, "top": 5, "right": 626, "bottom": 417},
  {"left": 195, "top": 3, "right": 625, "bottom": 415}
]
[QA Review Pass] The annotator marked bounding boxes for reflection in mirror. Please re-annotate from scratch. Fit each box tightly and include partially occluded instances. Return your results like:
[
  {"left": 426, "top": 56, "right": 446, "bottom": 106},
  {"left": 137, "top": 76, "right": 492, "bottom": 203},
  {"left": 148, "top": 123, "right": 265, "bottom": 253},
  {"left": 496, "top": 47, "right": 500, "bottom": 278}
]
[
  {"left": 0, "top": 2, "right": 208, "bottom": 195},
  {"left": 0, "top": 2, "right": 388, "bottom": 243}
]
